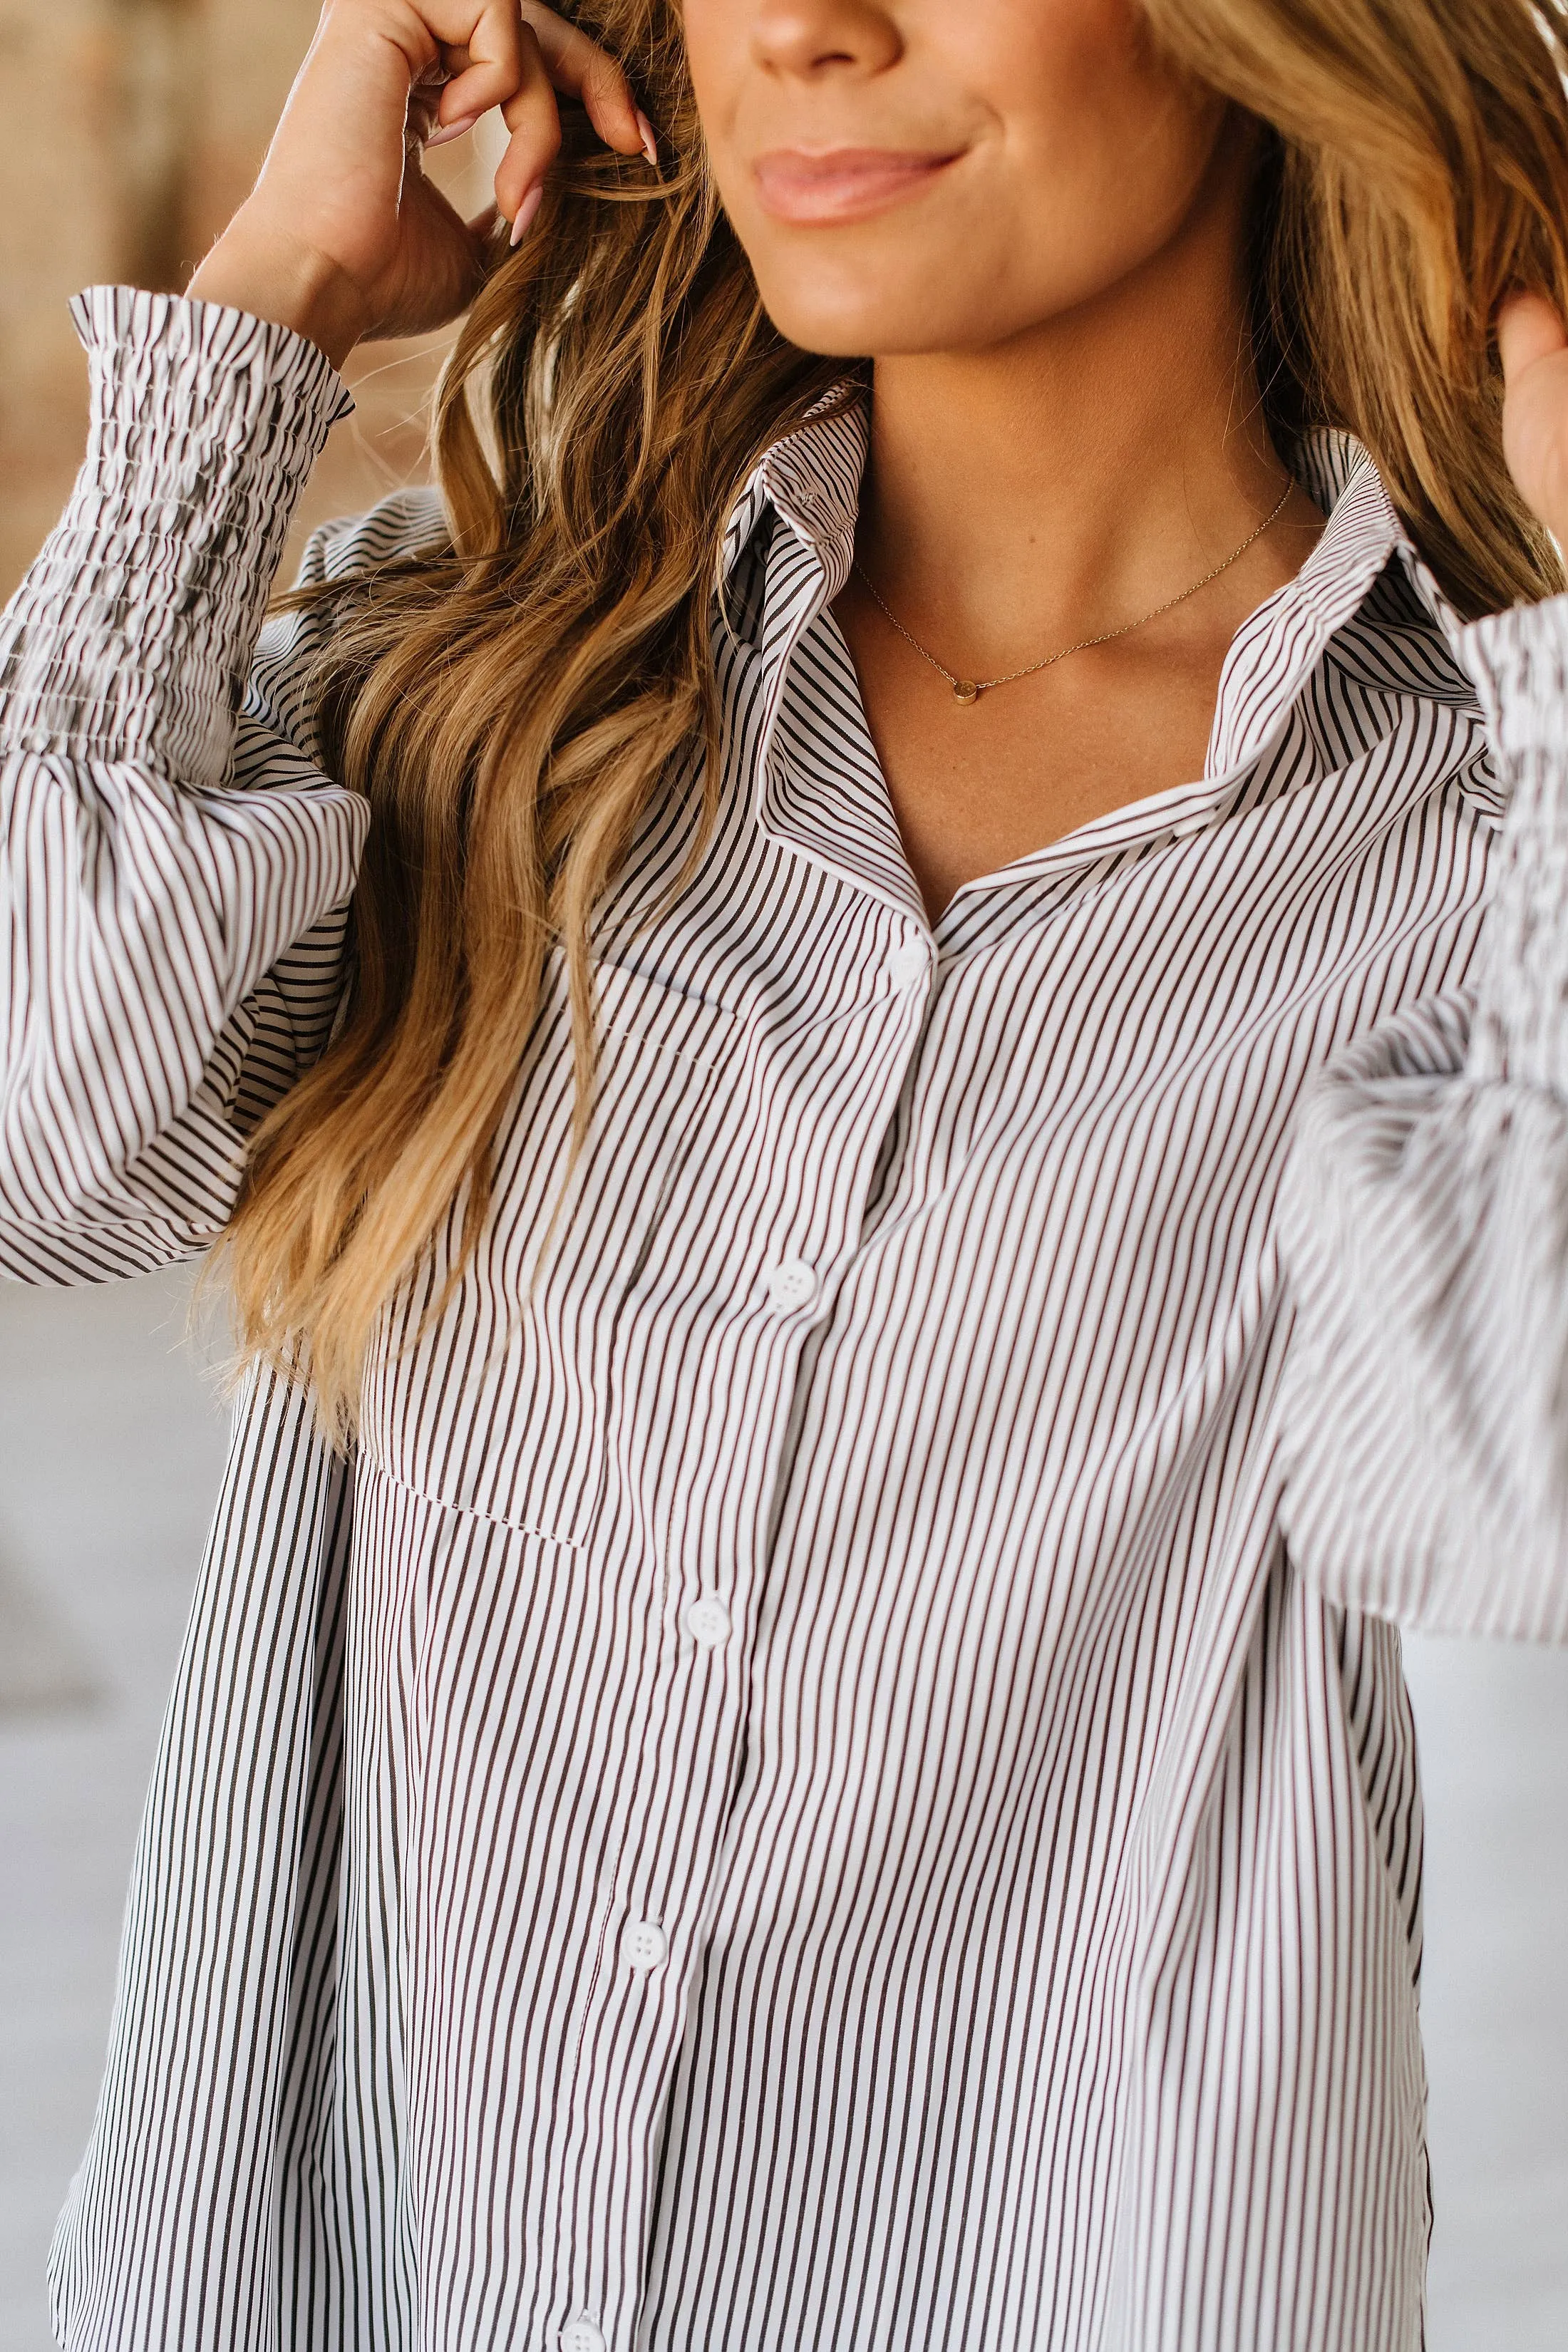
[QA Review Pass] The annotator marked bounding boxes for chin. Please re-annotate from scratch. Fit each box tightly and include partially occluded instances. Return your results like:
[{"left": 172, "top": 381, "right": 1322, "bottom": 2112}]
[
  {"left": 750, "top": 270, "right": 976, "bottom": 363},
  {"left": 744, "top": 236, "right": 1064, "bottom": 364}
]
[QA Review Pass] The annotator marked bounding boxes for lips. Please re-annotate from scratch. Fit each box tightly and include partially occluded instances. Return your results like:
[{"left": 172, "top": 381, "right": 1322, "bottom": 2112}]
[{"left": 752, "top": 147, "right": 961, "bottom": 225}]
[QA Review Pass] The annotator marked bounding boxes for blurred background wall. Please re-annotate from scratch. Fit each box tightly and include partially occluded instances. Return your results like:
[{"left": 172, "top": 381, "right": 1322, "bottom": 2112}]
[
  {"left": 0, "top": 6, "right": 1566, "bottom": 2351},
  {"left": 0, "top": 0, "right": 477, "bottom": 602}
]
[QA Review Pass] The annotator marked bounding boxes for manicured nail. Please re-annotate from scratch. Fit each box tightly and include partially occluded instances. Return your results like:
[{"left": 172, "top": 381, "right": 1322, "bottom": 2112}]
[
  {"left": 636, "top": 110, "right": 658, "bottom": 167},
  {"left": 509, "top": 182, "right": 545, "bottom": 248},
  {"left": 426, "top": 112, "right": 479, "bottom": 148}
]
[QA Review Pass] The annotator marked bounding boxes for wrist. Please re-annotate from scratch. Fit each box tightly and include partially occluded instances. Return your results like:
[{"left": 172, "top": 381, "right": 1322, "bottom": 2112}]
[{"left": 187, "top": 214, "right": 371, "bottom": 371}]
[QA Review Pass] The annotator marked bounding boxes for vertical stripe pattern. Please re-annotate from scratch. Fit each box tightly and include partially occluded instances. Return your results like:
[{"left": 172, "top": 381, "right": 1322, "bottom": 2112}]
[{"left": 3, "top": 287, "right": 1564, "bottom": 2352}]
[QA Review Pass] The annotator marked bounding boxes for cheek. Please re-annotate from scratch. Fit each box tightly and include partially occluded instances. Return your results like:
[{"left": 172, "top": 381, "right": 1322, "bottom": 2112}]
[{"left": 679, "top": 0, "right": 745, "bottom": 155}]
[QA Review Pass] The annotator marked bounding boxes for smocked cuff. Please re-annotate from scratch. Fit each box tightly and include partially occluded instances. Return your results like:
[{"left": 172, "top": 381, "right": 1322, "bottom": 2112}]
[
  {"left": 1458, "top": 594, "right": 1568, "bottom": 1089},
  {"left": 0, "top": 288, "right": 354, "bottom": 788}
]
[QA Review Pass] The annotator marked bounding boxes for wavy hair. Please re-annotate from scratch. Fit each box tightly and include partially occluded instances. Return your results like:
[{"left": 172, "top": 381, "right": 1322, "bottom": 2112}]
[{"left": 221, "top": 0, "right": 1568, "bottom": 1437}]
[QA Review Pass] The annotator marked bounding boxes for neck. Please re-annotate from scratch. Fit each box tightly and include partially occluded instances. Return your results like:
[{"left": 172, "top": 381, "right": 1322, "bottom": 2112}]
[{"left": 855, "top": 147, "right": 1300, "bottom": 667}]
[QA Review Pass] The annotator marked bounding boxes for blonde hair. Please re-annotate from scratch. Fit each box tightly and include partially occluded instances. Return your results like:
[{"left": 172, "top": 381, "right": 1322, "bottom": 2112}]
[{"left": 221, "top": 0, "right": 1568, "bottom": 1437}]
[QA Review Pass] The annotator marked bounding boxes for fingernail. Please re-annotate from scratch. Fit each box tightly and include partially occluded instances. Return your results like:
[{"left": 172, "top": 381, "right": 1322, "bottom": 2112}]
[
  {"left": 509, "top": 182, "right": 545, "bottom": 248},
  {"left": 426, "top": 112, "right": 479, "bottom": 149},
  {"left": 636, "top": 110, "right": 658, "bottom": 168}
]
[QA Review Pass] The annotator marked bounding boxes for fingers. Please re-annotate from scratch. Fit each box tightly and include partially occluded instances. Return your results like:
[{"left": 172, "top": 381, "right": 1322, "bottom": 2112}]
[
  {"left": 491, "top": 4, "right": 657, "bottom": 239},
  {"left": 416, "top": 0, "right": 658, "bottom": 238},
  {"left": 518, "top": 0, "right": 649, "bottom": 158},
  {"left": 428, "top": 0, "right": 525, "bottom": 134},
  {"left": 1497, "top": 291, "right": 1568, "bottom": 388},
  {"left": 493, "top": 21, "right": 563, "bottom": 232},
  {"left": 425, "top": 110, "right": 480, "bottom": 147}
]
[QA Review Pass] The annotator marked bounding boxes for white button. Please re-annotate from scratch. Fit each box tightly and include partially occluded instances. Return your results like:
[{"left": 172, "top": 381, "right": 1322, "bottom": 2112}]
[
  {"left": 766, "top": 1259, "right": 820, "bottom": 1311},
  {"left": 624, "top": 1919, "right": 669, "bottom": 1971},
  {"left": 887, "top": 938, "right": 929, "bottom": 990},
  {"left": 559, "top": 2322, "right": 607, "bottom": 2352},
  {"left": 685, "top": 1596, "right": 732, "bottom": 1649}
]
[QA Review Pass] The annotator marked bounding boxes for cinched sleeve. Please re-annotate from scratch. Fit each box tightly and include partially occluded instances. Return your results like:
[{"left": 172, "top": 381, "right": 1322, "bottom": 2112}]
[
  {"left": 0, "top": 287, "right": 377, "bottom": 1284},
  {"left": 1279, "top": 593, "right": 1568, "bottom": 1641}
]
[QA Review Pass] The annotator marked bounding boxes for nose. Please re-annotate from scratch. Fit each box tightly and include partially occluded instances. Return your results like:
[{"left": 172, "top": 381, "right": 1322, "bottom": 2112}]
[{"left": 749, "top": 0, "right": 903, "bottom": 81}]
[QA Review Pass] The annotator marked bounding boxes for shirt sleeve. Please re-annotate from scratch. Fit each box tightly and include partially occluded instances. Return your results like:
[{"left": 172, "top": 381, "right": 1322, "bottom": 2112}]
[
  {"left": 0, "top": 286, "right": 376, "bottom": 1284},
  {"left": 1278, "top": 592, "right": 1568, "bottom": 1641}
]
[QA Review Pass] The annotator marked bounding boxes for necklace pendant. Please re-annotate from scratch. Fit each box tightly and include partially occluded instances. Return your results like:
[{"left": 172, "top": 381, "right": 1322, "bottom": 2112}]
[{"left": 952, "top": 679, "right": 980, "bottom": 706}]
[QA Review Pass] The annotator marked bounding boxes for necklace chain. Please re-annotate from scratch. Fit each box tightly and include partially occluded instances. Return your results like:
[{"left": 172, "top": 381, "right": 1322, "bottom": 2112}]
[{"left": 852, "top": 481, "right": 1294, "bottom": 706}]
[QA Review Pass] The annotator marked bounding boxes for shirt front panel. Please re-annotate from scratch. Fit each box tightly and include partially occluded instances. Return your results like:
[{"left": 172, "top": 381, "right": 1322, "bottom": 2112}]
[{"left": 319, "top": 438, "right": 1497, "bottom": 2350}]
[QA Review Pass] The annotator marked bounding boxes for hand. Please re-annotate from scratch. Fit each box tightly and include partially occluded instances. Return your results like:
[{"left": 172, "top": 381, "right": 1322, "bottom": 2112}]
[
  {"left": 187, "top": 0, "right": 655, "bottom": 369},
  {"left": 1500, "top": 291, "right": 1568, "bottom": 555}
]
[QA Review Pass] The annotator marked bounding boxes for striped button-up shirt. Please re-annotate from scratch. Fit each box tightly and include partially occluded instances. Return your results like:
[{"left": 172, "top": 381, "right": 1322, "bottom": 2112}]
[{"left": 5, "top": 288, "right": 1568, "bottom": 2352}]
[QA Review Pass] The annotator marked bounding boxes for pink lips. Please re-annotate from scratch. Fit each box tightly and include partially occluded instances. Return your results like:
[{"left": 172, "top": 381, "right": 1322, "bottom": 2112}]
[{"left": 753, "top": 147, "right": 961, "bottom": 225}]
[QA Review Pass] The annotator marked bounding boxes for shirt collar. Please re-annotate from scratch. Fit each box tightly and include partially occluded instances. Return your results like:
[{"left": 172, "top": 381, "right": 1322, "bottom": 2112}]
[
  {"left": 1204, "top": 429, "right": 1478, "bottom": 780},
  {"left": 719, "top": 398, "right": 1482, "bottom": 921},
  {"left": 721, "top": 397, "right": 1463, "bottom": 688}
]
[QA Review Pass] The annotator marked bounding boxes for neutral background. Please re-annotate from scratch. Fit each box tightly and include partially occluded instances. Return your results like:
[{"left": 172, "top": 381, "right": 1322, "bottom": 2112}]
[{"left": 1, "top": 5, "right": 1567, "bottom": 2347}]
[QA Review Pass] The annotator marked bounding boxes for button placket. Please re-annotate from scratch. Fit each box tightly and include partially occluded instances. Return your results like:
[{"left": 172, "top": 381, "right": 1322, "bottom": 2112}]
[
  {"left": 766, "top": 1258, "right": 821, "bottom": 1312},
  {"left": 684, "top": 1594, "right": 733, "bottom": 1649},
  {"left": 886, "top": 936, "right": 930, "bottom": 991},
  {"left": 623, "top": 1918, "right": 669, "bottom": 1972},
  {"left": 558, "top": 2319, "right": 607, "bottom": 2352},
  {"left": 542, "top": 909, "right": 930, "bottom": 2338}
]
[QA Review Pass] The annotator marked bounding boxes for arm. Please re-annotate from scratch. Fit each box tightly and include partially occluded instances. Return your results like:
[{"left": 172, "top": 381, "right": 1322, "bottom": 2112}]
[
  {"left": 1277, "top": 626, "right": 1568, "bottom": 1638},
  {"left": 1, "top": 1, "right": 649, "bottom": 1284},
  {"left": 0, "top": 290, "right": 369, "bottom": 1281},
  {"left": 1279, "top": 298, "right": 1568, "bottom": 1639}
]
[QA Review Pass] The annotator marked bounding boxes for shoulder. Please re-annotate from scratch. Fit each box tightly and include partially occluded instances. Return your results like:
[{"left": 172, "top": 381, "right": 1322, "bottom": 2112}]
[
  {"left": 244, "top": 487, "right": 450, "bottom": 772},
  {"left": 290, "top": 484, "right": 451, "bottom": 589}
]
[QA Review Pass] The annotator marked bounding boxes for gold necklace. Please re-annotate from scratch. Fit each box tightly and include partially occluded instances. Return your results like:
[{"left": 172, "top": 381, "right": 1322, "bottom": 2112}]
[{"left": 852, "top": 480, "right": 1294, "bottom": 706}]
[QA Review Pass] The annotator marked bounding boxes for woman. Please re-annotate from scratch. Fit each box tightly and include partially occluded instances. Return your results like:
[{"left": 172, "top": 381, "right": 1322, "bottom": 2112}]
[{"left": 6, "top": 0, "right": 1568, "bottom": 2342}]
